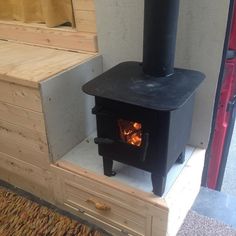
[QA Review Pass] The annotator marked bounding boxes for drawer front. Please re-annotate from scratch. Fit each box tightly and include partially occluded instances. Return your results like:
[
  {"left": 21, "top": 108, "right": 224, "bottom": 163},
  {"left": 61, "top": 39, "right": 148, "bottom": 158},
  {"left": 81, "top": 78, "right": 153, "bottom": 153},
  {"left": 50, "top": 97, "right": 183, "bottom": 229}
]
[
  {"left": 52, "top": 163, "right": 169, "bottom": 236},
  {"left": 63, "top": 181, "right": 146, "bottom": 236},
  {"left": 0, "top": 80, "right": 42, "bottom": 112}
]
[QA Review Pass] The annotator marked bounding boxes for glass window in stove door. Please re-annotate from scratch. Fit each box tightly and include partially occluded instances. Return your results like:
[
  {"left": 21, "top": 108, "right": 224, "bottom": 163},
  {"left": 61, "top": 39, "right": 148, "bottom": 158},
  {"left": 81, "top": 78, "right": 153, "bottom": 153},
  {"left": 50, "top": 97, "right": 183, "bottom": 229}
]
[{"left": 118, "top": 119, "right": 142, "bottom": 147}]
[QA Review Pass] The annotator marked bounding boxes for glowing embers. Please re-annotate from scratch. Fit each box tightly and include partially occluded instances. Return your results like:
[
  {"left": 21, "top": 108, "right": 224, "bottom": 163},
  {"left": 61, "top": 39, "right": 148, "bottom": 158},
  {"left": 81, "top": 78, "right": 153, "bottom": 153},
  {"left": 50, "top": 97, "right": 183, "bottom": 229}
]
[{"left": 118, "top": 119, "right": 142, "bottom": 147}]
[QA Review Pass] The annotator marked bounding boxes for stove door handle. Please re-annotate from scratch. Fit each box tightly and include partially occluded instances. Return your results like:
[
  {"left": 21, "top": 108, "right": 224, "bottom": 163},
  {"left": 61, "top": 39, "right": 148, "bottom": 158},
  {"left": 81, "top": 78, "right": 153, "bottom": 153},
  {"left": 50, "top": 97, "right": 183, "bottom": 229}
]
[
  {"left": 140, "top": 133, "right": 149, "bottom": 162},
  {"left": 94, "top": 137, "right": 114, "bottom": 145},
  {"left": 92, "top": 106, "right": 115, "bottom": 117}
]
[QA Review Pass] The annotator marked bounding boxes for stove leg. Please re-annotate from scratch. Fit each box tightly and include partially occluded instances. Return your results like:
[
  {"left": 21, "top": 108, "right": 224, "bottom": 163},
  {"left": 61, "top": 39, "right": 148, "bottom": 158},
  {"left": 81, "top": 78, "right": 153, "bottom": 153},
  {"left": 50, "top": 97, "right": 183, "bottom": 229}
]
[
  {"left": 103, "top": 157, "right": 116, "bottom": 177},
  {"left": 177, "top": 150, "right": 186, "bottom": 164},
  {"left": 151, "top": 173, "right": 166, "bottom": 196}
]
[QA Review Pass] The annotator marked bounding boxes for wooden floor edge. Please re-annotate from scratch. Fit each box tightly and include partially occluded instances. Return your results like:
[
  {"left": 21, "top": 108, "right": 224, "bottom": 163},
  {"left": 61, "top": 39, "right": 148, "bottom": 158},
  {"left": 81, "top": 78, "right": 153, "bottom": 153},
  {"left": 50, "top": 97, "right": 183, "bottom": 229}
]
[{"left": 51, "top": 160, "right": 168, "bottom": 210}]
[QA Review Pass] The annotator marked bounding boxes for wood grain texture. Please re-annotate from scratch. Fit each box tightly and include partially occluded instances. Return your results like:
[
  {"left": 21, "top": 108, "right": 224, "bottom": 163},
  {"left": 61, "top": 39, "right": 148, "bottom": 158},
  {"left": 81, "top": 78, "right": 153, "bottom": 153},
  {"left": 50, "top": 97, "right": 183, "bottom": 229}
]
[
  {"left": 0, "top": 41, "right": 97, "bottom": 88},
  {"left": 0, "top": 20, "right": 98, "bottom": 53},
  {"left": 64, "top": 181, "right": 146, "bottom": 236},
  {"left": 72, "top": 0, "right": 97, "bottom": 33},
  {"left": 51, "top": 162, "right": 169, "bottom": 235},
  {"left": 73, "top": 10, "right": 97, "bottom": 33},
  {"left": 0, "top": 80, "right": 42, "bottom": 111},
  {"left": 53, "top": 160, "right": 168, "bottom": 210},
  {"left": 0, "top": 101, "right": 45, "bottom": 132},
  {"left": 0, "top": 0, "right": 98, "bottom": 57},
  {"left": 0, "top": 151, "right": 54, "bottom": 203},
  {"left": 0, "top": 119, "right": 50, "bottom": 168},
  {"left": 53, "top": 148, "right": 205, "bottom": 235},
  {"left": 74, "top": 0, "right": 96, "bottom": 10}
]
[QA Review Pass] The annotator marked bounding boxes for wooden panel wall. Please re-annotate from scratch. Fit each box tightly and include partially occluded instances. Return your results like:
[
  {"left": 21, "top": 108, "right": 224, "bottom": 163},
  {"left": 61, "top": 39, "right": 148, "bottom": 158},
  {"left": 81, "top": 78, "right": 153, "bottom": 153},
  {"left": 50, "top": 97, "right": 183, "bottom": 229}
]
[
  {"left": 0, "top": 80, "right": 50, "bottom": 169},
  {"left": 0, "top": 80, "right": 42, "bottom": 112},
  {"left": 0, "top": 0, "right": 98, "bottom": 52},
  {"left": 0, "top": 152, "right": 54, "bottom": 203},
  {"left": 73, "top": 0, "right": 97, "bottom": 33}
]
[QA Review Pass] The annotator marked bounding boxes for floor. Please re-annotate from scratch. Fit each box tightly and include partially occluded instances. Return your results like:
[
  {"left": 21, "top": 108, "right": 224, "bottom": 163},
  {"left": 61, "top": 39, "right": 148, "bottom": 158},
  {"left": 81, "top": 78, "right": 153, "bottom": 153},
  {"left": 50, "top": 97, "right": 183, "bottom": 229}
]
[
  {"left": 222, "top": 121, "right": 236, "bottom": 197},
  {"left": 193, "top": 119, "right": 236, "bottom": 230},
  {"left": 192, "top": 187, "right": 236, "bottom": 229}
]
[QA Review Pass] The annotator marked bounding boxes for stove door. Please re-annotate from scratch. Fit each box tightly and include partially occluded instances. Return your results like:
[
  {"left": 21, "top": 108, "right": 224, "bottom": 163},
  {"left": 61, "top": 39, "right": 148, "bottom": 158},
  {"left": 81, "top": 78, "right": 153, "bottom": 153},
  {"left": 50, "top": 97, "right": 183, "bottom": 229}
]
[{"left": 93, "top": 98, "right": 169, "bottom": 174}]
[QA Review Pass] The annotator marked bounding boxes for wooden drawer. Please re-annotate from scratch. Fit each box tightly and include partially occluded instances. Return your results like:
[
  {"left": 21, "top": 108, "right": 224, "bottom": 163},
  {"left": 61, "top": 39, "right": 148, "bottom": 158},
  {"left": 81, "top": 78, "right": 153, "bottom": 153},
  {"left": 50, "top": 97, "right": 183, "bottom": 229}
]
[
  {"left": 62, "top": 181, "right": 146, "bottom": 236},
  {"left": 52, "top": 162, "right": 169, "bottom": 236}
]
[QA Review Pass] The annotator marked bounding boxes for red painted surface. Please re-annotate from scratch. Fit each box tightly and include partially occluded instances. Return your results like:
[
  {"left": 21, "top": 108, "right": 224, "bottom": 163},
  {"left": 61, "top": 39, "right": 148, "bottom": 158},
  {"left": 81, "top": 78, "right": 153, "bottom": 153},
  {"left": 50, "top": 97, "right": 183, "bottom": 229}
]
[
  {"left": 207, "top": 3, "right": 236, "bottom": 189},
  {"left": 208, "top": 60, "right": 236, "bottom": 188}
]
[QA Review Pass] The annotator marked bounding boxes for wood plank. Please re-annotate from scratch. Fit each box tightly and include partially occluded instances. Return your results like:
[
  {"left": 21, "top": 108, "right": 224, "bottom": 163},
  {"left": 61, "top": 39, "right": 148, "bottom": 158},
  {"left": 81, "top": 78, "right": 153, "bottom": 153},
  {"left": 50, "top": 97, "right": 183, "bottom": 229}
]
[
  {"left": 74, "top": 0, "right": 96, "bottom": 10},
  {"left": 0, "top": 151, "right": 54, "bottom": 203},
  {"left": 0, "top": 101, "right": 45, "bottom": 132},
  {"left": 0, "top": 80, "right": 42, "bottom": 111},
  {"left": 0, "top": 21, "right": 98, "bottom": 53},
  {"left": 72, "top": 0, "right": 97, "bottom": 33},
  {"left": 60, "top": 201, "right": 128, "bottom": 236},
  {"left": 152, "top": 216, "right": 168, "bottom": 236},
  {"left": 73, "top": 10, "right": 97, "bottom": 33},
  {"left": 52, "top": 162, "right": 169, "bottom": 234},
  {"left": 0, "top": 40, "right": 97, "bottom": 88},
  {"left": 52, "top": 171, "right": 130, "bottom": 236},
  {"left": 52, "top": 161, "right": 168, "bottom": 213},
  {"left": 64, "top": 181, "right": 146, "bottom": 235},
  {"left": 0, "top": 119, "right": 50, "bottom": 168}
]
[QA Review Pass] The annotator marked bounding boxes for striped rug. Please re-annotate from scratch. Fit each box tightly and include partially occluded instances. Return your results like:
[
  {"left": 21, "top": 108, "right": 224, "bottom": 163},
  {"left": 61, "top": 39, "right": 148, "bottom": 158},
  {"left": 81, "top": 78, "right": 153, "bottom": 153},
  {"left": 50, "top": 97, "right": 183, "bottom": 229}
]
[{"left": 0, "top": 187, "right": 105, "bottom": 236}]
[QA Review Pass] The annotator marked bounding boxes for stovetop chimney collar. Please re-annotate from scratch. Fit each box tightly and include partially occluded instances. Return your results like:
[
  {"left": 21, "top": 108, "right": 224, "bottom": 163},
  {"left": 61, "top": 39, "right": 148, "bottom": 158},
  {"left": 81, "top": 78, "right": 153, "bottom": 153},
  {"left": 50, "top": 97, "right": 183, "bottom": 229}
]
[{"left": 142, "top": 0, "right": 180, "bottom": 77}]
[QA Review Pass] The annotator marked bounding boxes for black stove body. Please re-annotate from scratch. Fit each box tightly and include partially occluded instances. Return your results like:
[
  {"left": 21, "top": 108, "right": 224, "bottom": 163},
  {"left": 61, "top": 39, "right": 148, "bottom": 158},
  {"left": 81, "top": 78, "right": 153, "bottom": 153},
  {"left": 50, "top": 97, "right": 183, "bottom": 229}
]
[{"left": 82, "top": 0, "right": 205, "bottom": 196}]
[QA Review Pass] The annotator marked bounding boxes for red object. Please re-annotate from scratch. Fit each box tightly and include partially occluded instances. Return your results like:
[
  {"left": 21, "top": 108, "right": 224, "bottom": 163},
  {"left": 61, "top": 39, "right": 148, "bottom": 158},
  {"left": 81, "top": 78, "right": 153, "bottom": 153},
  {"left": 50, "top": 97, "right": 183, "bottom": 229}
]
[
  {"left": 207, "top": 60, "right": 236, "bottom": 188},
  {"left": 207, "top": 2, "right": 236, "bottom": 188}
]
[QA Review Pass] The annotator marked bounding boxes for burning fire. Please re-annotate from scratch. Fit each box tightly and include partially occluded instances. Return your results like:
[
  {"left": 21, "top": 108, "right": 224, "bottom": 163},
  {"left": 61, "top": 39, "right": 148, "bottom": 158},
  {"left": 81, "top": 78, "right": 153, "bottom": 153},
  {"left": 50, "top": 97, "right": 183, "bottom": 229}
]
[{"left": 118, "top": 119, "right": 142, "bottom": 147}]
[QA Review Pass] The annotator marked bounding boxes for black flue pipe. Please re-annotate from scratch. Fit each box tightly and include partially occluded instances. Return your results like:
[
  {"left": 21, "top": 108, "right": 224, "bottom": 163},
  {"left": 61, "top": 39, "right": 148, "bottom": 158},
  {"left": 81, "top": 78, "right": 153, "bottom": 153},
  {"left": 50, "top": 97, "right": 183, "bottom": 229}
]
[{"left": 143, "top": 0, "right": 180, "bottom": 77}]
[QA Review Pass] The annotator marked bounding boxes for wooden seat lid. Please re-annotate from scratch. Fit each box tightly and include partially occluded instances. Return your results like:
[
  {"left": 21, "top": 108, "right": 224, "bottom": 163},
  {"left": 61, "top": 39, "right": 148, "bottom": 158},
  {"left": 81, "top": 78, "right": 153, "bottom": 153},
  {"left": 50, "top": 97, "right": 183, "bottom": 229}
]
[{"left": 0, "top": 40, "right": 97, "bottom": 88}]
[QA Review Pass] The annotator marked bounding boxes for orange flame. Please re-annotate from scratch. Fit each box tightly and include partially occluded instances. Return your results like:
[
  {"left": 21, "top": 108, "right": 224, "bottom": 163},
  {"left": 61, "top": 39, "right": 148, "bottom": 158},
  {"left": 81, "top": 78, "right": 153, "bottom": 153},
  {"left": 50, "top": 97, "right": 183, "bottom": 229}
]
[{"left": 118, "top": 119, "right": 142, "bottom": 147}]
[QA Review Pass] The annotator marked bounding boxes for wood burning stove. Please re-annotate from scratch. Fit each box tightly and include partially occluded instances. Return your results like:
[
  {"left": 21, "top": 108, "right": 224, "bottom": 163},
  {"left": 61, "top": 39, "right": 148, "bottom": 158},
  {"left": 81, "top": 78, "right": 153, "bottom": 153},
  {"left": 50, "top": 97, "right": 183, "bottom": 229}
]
[{"left": 82, "top": 0, "right": 205, "bottom": 196}]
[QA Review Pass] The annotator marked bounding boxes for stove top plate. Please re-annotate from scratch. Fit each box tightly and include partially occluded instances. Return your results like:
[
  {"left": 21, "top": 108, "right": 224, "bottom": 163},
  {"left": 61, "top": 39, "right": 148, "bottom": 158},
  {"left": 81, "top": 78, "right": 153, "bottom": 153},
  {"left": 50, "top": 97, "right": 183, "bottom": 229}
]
[{"left": 83, "top": 62, "right": 205, "bottom": 111}]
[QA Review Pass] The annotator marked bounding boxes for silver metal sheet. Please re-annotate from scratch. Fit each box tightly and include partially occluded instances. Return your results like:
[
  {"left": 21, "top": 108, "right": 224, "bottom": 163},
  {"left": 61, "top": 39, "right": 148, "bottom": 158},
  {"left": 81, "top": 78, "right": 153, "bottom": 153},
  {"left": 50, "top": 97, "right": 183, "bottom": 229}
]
[{"left": 40, "top": 56, "right": 103, "bottom": 162}]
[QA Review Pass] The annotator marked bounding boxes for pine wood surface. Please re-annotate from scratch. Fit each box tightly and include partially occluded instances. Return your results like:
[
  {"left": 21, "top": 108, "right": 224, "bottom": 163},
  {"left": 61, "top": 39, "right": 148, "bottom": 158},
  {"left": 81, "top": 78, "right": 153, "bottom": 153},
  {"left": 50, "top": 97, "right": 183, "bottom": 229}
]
[
  {"left": 0, "top": 119, "right": 50, "bottom": 169},
  {"left": 72, "top": 0, "right": 97, "bottom": 33},
  {"left": 54, "top": 159, "right": 168, "bottom": 210},
  {"left": 51, "top": 163, "right": 169, "bottom": 236},
  {"left": 0, "top": 0, "right": 98, "bottom": 52},
  {"left": 0, "top": 79, "right": 42, "bottom": 111},
  {"left": 0, "top": 101, "right": 46, "bottom": 132},
  {"left": 0, "top": 40, "right": 97, "bottom": 88},
  {"left": 0, "top": 152, "right": 54, "bottom": 202}
]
